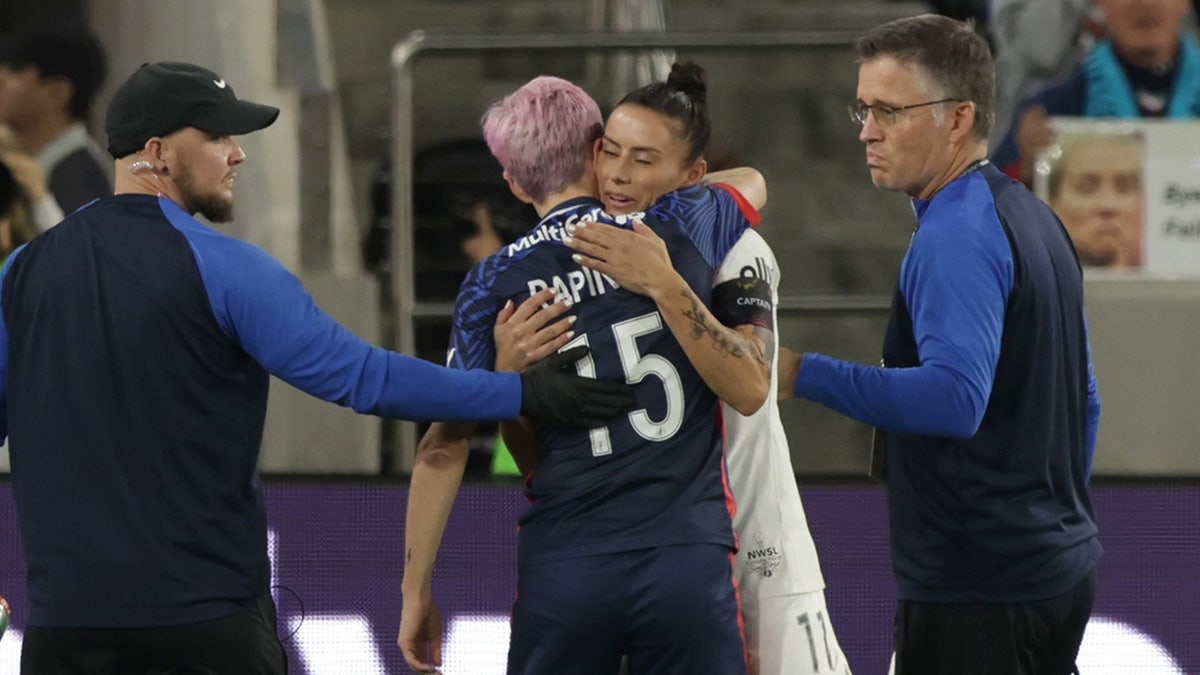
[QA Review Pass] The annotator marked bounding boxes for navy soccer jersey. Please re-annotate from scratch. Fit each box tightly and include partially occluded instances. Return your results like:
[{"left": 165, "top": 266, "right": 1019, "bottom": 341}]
[{"left": 449, "top": 185, "right": 758, "bottom": 563}]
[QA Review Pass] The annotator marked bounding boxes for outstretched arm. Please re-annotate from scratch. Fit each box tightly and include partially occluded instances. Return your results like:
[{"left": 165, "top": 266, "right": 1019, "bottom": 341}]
[
  {"left": 790, "top": 207, "right": 1011, "bottom": 438},
  {"left": 566, "top": 220, "right": 769, "bottom": 416}
]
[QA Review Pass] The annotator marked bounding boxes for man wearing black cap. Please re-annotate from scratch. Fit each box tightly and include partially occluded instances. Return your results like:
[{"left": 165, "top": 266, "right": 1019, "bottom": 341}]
[
  {"left": 103, "top": 62, "right": 283, "bottom": 223},
  {"left": 0, "top": 62, "right": 633, "bottom": 674},
  {"left": 0, "top": 23, "right": 112, "bottom": 214}
]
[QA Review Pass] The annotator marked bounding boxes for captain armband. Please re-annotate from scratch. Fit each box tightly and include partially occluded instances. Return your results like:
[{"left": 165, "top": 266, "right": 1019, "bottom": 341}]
[{"left": 712, "top": 276, "right": 774, "bottom": 330}]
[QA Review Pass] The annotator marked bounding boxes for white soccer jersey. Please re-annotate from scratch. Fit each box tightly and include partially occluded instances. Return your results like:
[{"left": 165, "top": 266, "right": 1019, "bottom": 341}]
[{"left": 716, "top": 230, "right": 826, "bottom": 602}]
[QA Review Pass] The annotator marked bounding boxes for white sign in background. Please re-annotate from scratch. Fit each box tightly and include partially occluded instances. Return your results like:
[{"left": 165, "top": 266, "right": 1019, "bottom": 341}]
[
  {"left": 1141, "top": 120, "right": 1200, "bottom": 277},
  {"left": 1042, "top": 119, "right": 1200, "bottom": 277}
]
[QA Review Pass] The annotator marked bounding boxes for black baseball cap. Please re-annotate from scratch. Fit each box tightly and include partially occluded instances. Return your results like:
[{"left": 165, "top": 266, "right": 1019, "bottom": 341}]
[{"left": 105, "top": 62, "right": 280, "bottom": 158}]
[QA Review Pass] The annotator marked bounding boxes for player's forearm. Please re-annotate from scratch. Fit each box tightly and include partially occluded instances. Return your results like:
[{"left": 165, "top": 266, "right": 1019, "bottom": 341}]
[
  {"left": 650, "top": 276, "right": 770, "bottom": 416},
  {"left": 703, "top": 168, "right": 767, "bottom": 211},
  {"left": 401, "top": 425, "right": 471, "bottom": 598}
]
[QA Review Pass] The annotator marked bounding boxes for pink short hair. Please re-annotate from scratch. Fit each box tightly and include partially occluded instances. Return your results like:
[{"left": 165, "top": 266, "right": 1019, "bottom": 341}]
[{"left": 482, "top": 76, "right": 603, "bottom": 203}]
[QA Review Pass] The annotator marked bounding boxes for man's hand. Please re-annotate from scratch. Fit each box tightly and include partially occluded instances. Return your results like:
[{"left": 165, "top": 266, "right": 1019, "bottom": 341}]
[
  {"left": 778, "top": 347, "right": 803, "bottom": 401},
  {"left": 398, "top": 594, "right": 443, "bottom": 673},
  {"left": 565, "top": 220, "right": 679, "bottom": 300},
  {"left": 494, "top": 289, "right": 575, "bottom": 372},
  {"left": 519, "top": 345, "right": 636, "bottom": 426}
]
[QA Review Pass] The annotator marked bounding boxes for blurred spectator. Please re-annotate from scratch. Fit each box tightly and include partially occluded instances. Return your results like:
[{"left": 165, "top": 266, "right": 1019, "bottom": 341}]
[
  {"left": 362, "top": 139, "right": 533, "bottom": 277},
  {"left": 1044, "top": 131, "right": 1144, "bottom": 268},
  {"left": 0, "top": 23, "right": 112, "bottom": 213},
  {"left": 993, "top": 0, "right": 1198, "bottom": 183},
  {"left": 360, "top": 158, "right": 393, "bottom": 277},
  {"left": 0, "top": 122, "right": 64, "bottom": 232},
  {"left": 448, "top": 187, "right": 533, "bottom": 264},
  {"left": 989, "top": 0, "right": 1102, "bottom": 151},
  {"left": 443, "top": 178, "right": 538, "bottom": 477},
  {"left": 455, "top": 201, "right": 506, "bottom": 264},
  {"left": 0, "top": 160, "right": 35, "bottom": 265}
]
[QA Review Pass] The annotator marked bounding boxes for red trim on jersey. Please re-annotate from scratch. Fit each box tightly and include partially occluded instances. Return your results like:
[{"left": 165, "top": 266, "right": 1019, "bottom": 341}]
[
  {"left": 716, "top": 404, "right": 739, "bottom": 527},
  {"left": 713, "top": 183, "right": 762, "bottom": 228},
  {"left": 715, "top": 404, "right": 749, "bottom": 666},
  {"left": 729, "top": 548, "right": 750, "bottom": 669}
]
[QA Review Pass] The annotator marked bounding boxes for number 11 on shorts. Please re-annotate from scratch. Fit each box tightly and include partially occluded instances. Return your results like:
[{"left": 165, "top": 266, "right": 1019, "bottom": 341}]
[{"left": 796, "top": 610, "right": 837, "bottom": 672}]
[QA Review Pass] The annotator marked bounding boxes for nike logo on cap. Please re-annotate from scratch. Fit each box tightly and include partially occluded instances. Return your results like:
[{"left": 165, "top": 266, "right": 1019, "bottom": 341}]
[{"left": 213, "top": 79, "right": 227, "bottom": 88}]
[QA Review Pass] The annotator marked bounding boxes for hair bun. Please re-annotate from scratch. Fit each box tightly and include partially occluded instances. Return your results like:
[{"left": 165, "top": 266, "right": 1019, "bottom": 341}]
[{"left": 666, "top": 62, "right": 708, "bottom": 106}]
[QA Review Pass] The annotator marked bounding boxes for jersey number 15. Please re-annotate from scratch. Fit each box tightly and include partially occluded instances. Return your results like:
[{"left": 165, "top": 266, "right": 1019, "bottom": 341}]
[{"left": 563, "top": 311, "right": 684, "bottom": 456}]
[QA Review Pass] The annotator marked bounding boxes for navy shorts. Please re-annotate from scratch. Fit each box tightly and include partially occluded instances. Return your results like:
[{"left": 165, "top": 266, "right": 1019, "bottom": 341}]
[{"left": 508, "top": 543, "right": 747, "bottom": 675}]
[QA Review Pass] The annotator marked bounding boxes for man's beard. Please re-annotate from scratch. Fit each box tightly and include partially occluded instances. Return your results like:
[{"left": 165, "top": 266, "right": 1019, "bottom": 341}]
[{"left": 175, "top": 163, "right": 234, "bottom": 223}]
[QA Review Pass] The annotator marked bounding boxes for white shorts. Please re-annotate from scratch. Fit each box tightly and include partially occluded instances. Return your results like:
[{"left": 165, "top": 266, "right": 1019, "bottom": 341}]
[{"left": 742, "top": 591, "right": 852, "bottom": 675}]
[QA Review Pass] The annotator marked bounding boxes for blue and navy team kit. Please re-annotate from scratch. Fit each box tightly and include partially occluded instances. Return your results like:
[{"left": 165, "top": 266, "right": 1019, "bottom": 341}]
[
  {"left": 0, "top": 194, "right": 524, "bottom": 629},
  {"left": 798, "top": 163, "right": 1102, "bottom": 604},
  {"left": 449, "top": 186, "right": 758, "bottom": 674}
]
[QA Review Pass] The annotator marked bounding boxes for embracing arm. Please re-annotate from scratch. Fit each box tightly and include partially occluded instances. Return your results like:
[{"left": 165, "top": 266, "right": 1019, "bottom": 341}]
[
  {"left": 656, "top": 275, "right": 770, "bottom": 416},
  {"left": 398, "top": 421, "right": 476, "bottom": 671},
  {"left": 704, "top": 167, "right": 767, "bottom": 211},
  {"left": 566, "top": 220, "right": 769, "bottom": 416}
]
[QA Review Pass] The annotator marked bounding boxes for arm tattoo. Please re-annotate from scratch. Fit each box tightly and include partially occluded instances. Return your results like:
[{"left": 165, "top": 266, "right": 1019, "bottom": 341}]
[{"left": 680, "top": 290, "right": 768, "bottom": 364}]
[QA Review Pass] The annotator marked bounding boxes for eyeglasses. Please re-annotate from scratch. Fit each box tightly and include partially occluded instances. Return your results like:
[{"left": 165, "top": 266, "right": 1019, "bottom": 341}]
[{"left": 848, "top": 98, "right": 964, "bottom": 127}]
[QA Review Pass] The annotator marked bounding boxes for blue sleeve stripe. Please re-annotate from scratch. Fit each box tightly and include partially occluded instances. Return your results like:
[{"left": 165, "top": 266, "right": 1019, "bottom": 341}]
[
  {"left": 158, "top": 199, "right": 521, "bottom": 422},
  {"left": 449, "top": 260, "right": 503, "bottom": 371},
  {"left": 649, "top": 185, "right": 752, "bottom": 269},
  {"left": 796, "top": 353, "right": 987, "bottom": 438},
  {"left": 795, "top": 176, "right": 1012, "bottom": 438}
]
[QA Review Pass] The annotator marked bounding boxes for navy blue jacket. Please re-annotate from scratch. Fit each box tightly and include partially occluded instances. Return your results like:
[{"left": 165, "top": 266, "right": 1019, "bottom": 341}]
[
  {"left": 0, "top": 194, "right": 522, "bottom": 627},
  {"left": 797, "top": 164, "right": 1102, "bottom": 602}
]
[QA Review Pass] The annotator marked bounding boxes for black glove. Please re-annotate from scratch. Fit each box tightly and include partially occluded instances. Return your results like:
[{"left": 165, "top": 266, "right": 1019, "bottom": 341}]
[{"left": 519, "top": 346, "right": 637, "bottom": 427}]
